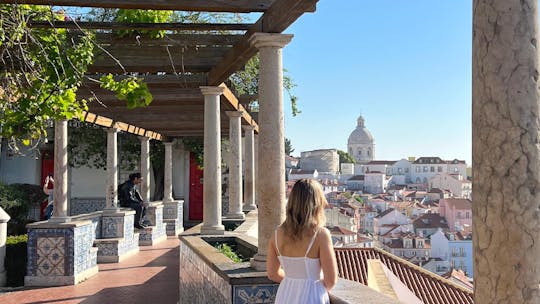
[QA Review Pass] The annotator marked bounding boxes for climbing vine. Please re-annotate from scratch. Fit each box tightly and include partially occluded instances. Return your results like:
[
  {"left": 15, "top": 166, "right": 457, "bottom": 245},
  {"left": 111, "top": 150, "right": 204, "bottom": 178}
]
[{"left": 0, "top": 4, "right": 153, "bottom": 152}]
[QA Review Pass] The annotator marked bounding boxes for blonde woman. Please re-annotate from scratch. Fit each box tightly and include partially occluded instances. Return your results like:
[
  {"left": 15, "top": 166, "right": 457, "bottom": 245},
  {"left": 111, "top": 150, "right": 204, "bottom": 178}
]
[{"left": 267, "top": 179, "right": 338, "bottom": 304}]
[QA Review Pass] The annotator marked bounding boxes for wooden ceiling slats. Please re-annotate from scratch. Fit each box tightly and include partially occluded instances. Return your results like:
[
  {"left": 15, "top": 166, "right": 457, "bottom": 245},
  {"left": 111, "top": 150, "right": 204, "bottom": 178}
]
[
  {"left": 28, "top": 21, "right": 253, "bottom": 31},
  {"left": 4, "top": 0, "right": 316, "bottom": 139},
  {"left": 96, "top": 33, "right": 243, "bottom": 47},
  {"left": 0, "top": 0, "right": 273, "bottom": 13}
]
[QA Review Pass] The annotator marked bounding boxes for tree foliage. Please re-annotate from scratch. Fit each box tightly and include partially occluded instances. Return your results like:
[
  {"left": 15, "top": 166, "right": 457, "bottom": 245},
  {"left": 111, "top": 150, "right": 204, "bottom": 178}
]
[
  {"left": 229, "top": 55, "right": 301, "bottom": 116},
  {"left": 337, "top": 150, "right": 356, "bottom": 164},
  {"left": 0, "top": 4, "right": 153, "bottom": 152},
  {"left": 285, "top": 138, "right": 294, "bottom": 156}
]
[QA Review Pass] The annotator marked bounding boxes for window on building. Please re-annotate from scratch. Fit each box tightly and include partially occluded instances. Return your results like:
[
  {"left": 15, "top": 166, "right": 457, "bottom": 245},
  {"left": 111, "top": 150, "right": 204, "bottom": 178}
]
[
  {"left": 457, "top": 211, "right": 462, "bottom": 219},
  {"left": 454, "top": 167, "right": 459, "bottom": 172},
  {"left": 423, "top": 166, "right": 428, "bottom": 172},
  {"left": 415, "top": 167, "right": 420, "bottom": 173},
  {"left": 358, "top": 149, "right": 362, "bottom": 156},
  {"left": 430, "top": 166, "right": 435, "bottom": 172},
  {"left": 405, "top": 168, "right": 409, "bottom": 173},
  {"left": 416, "top": 177, "right": 421, "bottom": 183},
  {"left": 367, "top": 149, "right": 371, "bottom": 156},
  {"left": 438, "top": 166, "right": 443, "bottom": 172},
  {"left": 450, "top": 260, "right": 456, "bottom": 268},
  {"left": 466, "top": 212, "right": 470, "bottom": 219},
  {"left": 423, "top": 177, "right": 428, "bottom": 183},
  {"left": 398, "top": 168, "right": 403, "bottom": 174},
  {"left": 460, "top": 247, "right": 465, "bottom": 257}
]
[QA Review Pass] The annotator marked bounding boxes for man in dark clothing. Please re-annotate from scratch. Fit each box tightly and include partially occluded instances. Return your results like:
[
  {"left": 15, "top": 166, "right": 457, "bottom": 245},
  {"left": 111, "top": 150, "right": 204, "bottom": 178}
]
[{"left": 119, "top": 172, "right": 147, "bottom": 229}]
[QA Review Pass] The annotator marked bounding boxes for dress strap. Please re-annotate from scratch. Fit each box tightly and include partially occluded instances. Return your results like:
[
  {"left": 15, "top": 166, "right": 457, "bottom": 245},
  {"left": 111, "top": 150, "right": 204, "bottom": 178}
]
[
  {"left": 304, "top": 228, "right": 320, "bottom": 257},
  {"left": 274, "top": 229, "right": 282, "bottom": 256}
]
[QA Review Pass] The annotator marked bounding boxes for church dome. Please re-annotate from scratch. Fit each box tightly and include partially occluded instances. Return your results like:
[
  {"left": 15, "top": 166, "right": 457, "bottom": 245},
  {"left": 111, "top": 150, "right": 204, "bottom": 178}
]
[{"left": 348, "top": 116, "right": 374, "bottom": 145}]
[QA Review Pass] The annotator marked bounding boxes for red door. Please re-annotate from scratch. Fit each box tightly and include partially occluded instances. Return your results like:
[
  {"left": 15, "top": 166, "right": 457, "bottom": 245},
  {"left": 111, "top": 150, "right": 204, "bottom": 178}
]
[
  {"left": 40, "top": 150, "right": 54, "bottom": 219},
  {"left": 189, "top": 152, "right": 204, "bottom": 221}
]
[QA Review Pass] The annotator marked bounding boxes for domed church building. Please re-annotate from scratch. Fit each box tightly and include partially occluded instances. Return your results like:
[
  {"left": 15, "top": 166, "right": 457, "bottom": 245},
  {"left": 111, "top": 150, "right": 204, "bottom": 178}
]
[{"left": 347, "top": 115, "right": 375, "bottom": 164}]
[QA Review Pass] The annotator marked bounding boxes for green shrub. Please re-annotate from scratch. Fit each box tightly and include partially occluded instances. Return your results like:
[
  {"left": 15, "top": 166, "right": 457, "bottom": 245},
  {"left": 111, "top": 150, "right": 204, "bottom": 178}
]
[
  {"left": 4, "top": 234, "right": 28, "bottom": 287},
  {"left": 216, "top": 243, "right": 242, "bottom": 263},
  {"left": 0, "top": 183, "right": 45, "bottom": 235}
]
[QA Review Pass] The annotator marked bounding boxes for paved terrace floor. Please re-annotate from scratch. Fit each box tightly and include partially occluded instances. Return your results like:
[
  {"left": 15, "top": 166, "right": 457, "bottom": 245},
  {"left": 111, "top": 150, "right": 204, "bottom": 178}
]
[{"left": 1, "top": 237, "right": 179, "bottom": 304}]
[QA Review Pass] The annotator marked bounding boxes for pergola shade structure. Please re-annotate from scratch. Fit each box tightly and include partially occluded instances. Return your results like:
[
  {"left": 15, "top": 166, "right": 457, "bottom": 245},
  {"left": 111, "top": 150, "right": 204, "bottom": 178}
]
[{"left": 9, "top": 0, "right": 319, "bottom": 139}]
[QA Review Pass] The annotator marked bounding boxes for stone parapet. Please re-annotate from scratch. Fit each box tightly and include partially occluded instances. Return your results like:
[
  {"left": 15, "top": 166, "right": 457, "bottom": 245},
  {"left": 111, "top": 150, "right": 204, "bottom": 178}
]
[
  {"left": 95, "top": 209, "right": 139, "bottom": 263},
  {"left": 25, "top": 220, "right": 98, "bottom": 286},
  {"left": 138, "top": 202, "right": 166, "bottom": 246},
  {"left": 163, "top": 200, "right": 184, "bottom": 236}
]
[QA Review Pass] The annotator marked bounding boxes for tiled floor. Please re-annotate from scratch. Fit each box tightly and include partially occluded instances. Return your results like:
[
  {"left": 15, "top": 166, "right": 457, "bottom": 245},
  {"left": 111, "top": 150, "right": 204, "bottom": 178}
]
[{"left": 1, "top": 237, "right": 179, "bottom": 304}]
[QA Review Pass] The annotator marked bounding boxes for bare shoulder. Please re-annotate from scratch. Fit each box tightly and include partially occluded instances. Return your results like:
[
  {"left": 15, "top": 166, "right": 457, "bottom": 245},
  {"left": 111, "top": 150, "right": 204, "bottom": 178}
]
[{"left": 318, "top": 227, "right": 332, "bottom": 242}]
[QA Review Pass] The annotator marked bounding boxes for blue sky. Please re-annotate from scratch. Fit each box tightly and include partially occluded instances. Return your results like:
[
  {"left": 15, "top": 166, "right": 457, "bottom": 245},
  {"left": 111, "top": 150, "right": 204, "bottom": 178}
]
[{"left": 281, "top": 1, "right": 472, "bottom": 164}]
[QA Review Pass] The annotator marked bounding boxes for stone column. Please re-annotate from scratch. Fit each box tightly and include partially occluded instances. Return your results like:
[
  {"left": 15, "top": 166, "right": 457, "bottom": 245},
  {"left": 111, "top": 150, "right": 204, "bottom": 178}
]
[
  {"left": 105, "top": 127, "right": 119, "bottom": 211},
  {"left": 50, "top": 119, "right": 69, "bottom": 222},
  {"left": 226, "top": 111, "right": 245, "bottom": 219},
  {"left": 0, "top": 207, "right": 9, "bottom": 286},
  {"left": 253, "top": 133, "right": 259, "bottom": 205},
  {"left": 473, "top": 1, "right": 540, "bottom": 303},
  {"left": 163, "top": 142, "right": 174, "bottom": 203},
  {"left": 242, "top": 125, "right": 257, "bottom": 211},
  {"left": 200, "top": 86, "right": 225, "bottom": 235},
  {"left": 140, "top": 136, "right": 150, "bottom": 203},
  {"left": 249, "top": 33, "right": 292, "bottom": 270}
]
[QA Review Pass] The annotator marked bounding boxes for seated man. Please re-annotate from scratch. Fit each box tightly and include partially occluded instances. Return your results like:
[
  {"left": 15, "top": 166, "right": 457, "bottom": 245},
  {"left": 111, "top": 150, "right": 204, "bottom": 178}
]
[{"left": 118, "top": 173, "right": 147, "bottom": 229}]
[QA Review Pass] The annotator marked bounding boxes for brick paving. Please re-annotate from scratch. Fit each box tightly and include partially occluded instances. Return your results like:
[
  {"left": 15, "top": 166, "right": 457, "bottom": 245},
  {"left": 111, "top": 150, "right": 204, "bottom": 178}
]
[{"left": 0, "top": 237, "right": 179, "bottom": 304}]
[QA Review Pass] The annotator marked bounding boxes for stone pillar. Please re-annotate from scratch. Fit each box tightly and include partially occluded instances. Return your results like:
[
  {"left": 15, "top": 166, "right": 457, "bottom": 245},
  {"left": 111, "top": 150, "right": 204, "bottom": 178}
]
[
  {"left": 200, "top": 86, "right": 225, "bottom": 235},
  {"left": 105, "top": 127, "right": 119, "bottom": 211},
  {"left": 140, "top": 136, "right": 150, "bottom": 203},
  {"left": 472, "top": 1, "right": 540, "bottom": 303},
  {"left": 249, "top": 33, "right": 292, "bottom": 270},
  {"left": 253, "top": 133, "right": 259, "bottom": 205},
  {"left": 50, "top": 119, "right": 69, "bottom": 222},
  {"left": 226, "top": 111, "right": 245, "bottom": 219},
  {"left": 163, "top": 142, "right": 174, "bottom": 203},
  {"left": 242, "top": 125, "right": 257, "bottom": 211},
  {"left": 0, "top": 207, "right": 9, "bottom": 286}
]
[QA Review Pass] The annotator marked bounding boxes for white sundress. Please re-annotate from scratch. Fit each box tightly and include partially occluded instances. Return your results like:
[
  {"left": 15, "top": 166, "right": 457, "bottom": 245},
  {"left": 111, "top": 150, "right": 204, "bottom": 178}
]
[{"left": 274, "top": 229, "right": 330, "bottom": 304}]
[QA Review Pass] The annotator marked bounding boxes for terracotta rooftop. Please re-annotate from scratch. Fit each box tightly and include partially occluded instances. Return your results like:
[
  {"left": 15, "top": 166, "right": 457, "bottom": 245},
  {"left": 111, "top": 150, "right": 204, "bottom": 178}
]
[
  {"left": 374, "top": 208, "right": 395, "bottom": 219},
  {"left": 335, "top": 247, "right": 474, "bottom": 304},
  {"left": 329, "top": 226, "right": 356, "bottom": 235},
  {"left": 413, "top": 213, "right": 449, "bottom": 230}
]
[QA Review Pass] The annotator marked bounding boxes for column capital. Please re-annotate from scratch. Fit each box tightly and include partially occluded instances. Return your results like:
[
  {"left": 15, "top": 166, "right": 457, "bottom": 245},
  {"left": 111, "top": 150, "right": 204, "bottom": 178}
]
[
  {"left": 249, "top": 33, "right": 293, "bottom": 49},
  {"left": 200, "top": 86, "right": 225, "bottom": 96},
  {"left": 242, "top": 125, "right": 256, "bottom": 131},
  {"left": 106, "top": 127, "right": 120, "bottom": 134},
  {"left": 225, "top": 110, "right": 243, "bottom": 118},
  {"left": 139, "top": 136, "right": 150, "bottom": 142},
  {"left": 163, "top": 141, "right": 174, "bottom": 147}
]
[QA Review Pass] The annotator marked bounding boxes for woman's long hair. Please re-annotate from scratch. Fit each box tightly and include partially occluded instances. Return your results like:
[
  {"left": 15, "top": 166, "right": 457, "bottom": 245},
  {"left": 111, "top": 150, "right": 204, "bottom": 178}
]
[{"left": 282, "top": 179, "right": 328, "bottom": 241}]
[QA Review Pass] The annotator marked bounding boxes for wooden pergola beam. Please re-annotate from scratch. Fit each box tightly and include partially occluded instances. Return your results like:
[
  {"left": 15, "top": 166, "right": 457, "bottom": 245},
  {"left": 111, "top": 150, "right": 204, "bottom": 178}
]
[
  {"left": 28, "top": 21, "right": 253, "bottom": 31},
  {"left": 220, "top": 83, "right": 259, "bottom": 133},
  {"left": 96, "top": 33, "right": 243, "bottom": 47},
  {"left": 207, "top": 0, "right": 318, "bottom": 85},
  {"left": 81, "top": 111, "right": 163, "bottom": 140},
  {"left": 0, "top": 0, "right": 273, "bottom": 13}
]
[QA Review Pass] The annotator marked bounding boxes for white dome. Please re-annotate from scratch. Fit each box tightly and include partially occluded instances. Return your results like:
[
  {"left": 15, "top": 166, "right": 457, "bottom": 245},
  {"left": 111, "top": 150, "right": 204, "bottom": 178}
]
[{"left": 348, "top": 116, "right": 374, "bottom": 145}]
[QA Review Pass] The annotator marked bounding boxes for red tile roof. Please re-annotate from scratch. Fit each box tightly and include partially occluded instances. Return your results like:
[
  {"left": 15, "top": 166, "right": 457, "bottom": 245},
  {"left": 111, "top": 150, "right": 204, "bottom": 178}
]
[
  {"left": 329, "top": 226, "right": 356, "bottom": 235},
  {"left": 367, "top": 160, "right": 397, "bottom": 165},
  {"left": 335, "top": 247, "right": 474, "bottom": 304}
]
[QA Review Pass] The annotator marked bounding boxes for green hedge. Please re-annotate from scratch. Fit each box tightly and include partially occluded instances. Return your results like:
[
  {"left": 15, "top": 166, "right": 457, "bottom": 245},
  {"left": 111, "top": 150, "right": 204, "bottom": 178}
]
[
  {"left": 4, "top": 234, "right": 28, "bottom": 287},
  {"left": 0, "top": 183, "right": 45, "bottom": 235}
]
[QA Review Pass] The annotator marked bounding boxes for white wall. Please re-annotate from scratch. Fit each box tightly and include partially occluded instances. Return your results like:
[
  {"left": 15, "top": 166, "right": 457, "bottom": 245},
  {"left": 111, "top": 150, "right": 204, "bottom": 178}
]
[
  {"left": 0, "top": 144, "right": 41, "bottom": 185},
  {"left": 70, "top": 165, "right": 106, "bottom": 198}
]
